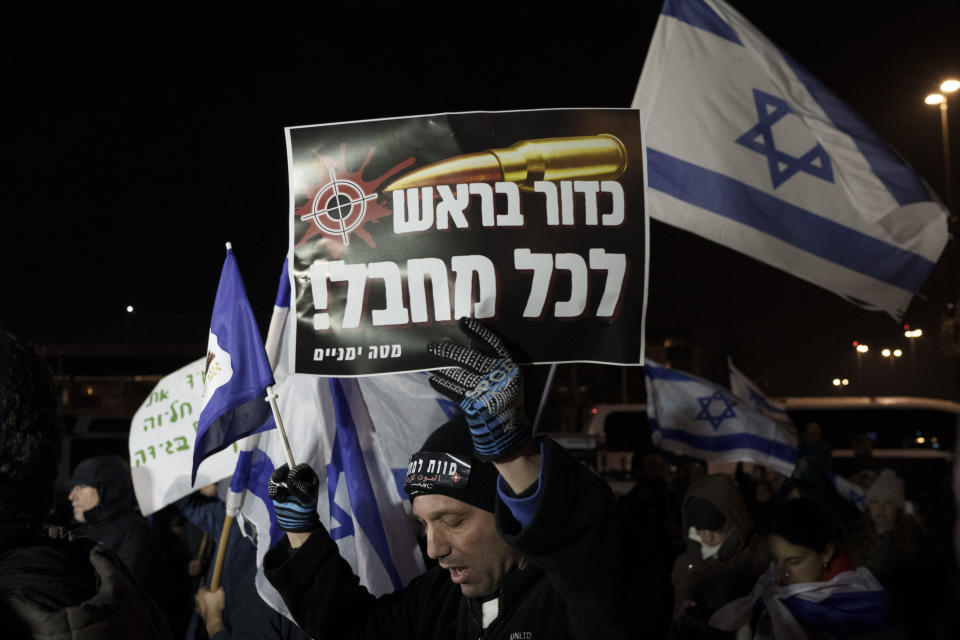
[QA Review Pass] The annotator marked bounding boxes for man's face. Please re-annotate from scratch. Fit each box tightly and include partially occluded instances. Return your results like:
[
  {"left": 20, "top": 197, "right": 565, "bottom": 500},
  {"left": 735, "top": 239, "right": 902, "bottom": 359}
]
[
  {"left": 68, "top": 484, "right": 99, "bottom": 522},
  {"left": 412, "top": 493, "right": 521, "bottom": 598}
]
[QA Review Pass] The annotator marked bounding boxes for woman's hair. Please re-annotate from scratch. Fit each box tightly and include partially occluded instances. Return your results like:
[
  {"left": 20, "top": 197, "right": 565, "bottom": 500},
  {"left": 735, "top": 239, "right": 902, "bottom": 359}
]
[{"left": 769, "top": 497, "right": 844, "bottom": 553}]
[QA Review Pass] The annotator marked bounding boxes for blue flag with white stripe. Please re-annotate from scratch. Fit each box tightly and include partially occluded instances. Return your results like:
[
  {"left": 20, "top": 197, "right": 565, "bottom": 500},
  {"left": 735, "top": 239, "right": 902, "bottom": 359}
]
[
  {"left": 193, "top": 246, "right": 275, "bottom": 485},
  {"left": 645, "top": 361, "right": 797, "bottom": 474},
  {"left": 634, "top": 0, "right": 948, "bottom": 319}
]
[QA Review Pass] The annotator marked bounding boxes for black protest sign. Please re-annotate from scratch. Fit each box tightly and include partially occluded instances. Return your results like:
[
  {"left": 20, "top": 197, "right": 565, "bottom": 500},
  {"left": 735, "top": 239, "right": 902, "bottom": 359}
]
[{"left": 287, "top": 109, "right": 647, "bottom": 376}]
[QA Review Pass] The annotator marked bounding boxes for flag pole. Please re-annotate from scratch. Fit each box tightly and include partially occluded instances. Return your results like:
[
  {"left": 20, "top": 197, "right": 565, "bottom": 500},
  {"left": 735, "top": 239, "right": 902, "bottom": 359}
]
[
  {"left": 531, "top": 363, "right": 558, "bottom": 436},
  {"left": 266, "top": 384, "right": 296, "bottom": 468}
]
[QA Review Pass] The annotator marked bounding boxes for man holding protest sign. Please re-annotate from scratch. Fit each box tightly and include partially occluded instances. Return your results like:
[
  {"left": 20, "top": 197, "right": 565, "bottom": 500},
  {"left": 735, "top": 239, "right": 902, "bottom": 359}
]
[{"left": 263, "top": 318, "right": 635, "bottom": 639}]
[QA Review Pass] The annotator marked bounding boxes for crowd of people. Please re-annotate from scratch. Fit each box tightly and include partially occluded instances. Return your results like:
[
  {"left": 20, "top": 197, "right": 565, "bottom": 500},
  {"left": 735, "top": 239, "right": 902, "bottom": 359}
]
[{"left": 2, "top": 323, "right": 958, "bottom": 638}]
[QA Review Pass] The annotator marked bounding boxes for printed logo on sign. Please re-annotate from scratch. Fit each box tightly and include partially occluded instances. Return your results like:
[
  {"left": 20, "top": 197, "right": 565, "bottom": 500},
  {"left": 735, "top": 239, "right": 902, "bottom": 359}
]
[
  {"left": 300, "top": 169, "right": 378, "bottom": 246},
  {"left": 200, "top": 332, "right": 233, "bottom": 409},
  {"left": 510, "top": 633, "right": 532, "bottom": 639}
]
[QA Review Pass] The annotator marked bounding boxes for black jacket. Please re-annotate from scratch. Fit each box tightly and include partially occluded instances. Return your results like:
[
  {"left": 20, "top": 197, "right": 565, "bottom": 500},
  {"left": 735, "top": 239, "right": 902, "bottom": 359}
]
[
  {"left": 0, "top": 527, "right": 170, "bottom": 639},
  {"left": 264, "top": 437, "right": 635, "bottom": 639},
  {"left": 70, "top": 455, "right": 160, "bottom": 591}
]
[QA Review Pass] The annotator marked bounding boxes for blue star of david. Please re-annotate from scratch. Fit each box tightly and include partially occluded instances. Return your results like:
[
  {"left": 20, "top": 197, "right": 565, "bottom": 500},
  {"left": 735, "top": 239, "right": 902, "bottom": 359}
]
[
  {"left": 735, "top": 89, "right": 834, "bottom": 189},
  {"left": 695, "top": 391, "right": 738, "bottom": 431}
]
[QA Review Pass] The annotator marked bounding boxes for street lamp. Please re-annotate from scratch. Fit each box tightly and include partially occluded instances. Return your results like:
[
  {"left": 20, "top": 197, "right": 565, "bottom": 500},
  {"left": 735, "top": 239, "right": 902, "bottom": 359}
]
[{"left": 926, "top": 78, "right": 959, "bottom": 212}]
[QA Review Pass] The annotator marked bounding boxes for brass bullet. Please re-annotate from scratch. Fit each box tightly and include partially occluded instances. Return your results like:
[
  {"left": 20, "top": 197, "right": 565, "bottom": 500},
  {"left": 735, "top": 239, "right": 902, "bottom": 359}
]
[{"left": 383, "top": 134, "right": 628, "bottom": 192}]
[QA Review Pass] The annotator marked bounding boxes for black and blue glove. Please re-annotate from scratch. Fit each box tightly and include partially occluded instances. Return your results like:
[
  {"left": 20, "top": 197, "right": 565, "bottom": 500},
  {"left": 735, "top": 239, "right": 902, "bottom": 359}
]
[
  {"left": 427, "top": 317, "right": 531, "bottom": 462},
  {"left": 268, "top": 463, "right": 320, "bottom": 533}
]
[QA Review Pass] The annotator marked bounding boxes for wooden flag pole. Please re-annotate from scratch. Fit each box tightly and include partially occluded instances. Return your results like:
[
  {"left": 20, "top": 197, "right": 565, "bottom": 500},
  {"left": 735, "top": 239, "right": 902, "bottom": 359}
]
[
  {"left": 196, "top": 533, "right": 209, "bottom": 561},
  {"left": 208, "top": 516, "right": 234, "bottom": 591}
]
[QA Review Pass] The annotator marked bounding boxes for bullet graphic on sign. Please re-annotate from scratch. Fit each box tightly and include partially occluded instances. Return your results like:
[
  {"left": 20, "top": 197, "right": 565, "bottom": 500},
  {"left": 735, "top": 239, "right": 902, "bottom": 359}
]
[{"left": 383, "top": 134, "right": 628, "bottom": 191}]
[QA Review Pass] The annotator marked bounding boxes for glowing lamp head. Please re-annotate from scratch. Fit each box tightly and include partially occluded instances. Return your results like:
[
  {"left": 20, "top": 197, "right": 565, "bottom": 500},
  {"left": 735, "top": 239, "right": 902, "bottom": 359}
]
[
  {"left": 941, "top": 79, "right": 960, "bottom": 93},
  {"left": 926, "top": 93, "right": 946, "bottom": 105}
]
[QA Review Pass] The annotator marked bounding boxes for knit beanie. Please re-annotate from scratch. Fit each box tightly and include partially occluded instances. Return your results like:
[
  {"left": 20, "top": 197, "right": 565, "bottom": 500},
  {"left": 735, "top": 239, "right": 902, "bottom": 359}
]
[
  {"left": 404, "top": 414, "right": 498, "bottom": 513},
  {"left": 866, "top": 469, "right": 905, "bottom": 510}
]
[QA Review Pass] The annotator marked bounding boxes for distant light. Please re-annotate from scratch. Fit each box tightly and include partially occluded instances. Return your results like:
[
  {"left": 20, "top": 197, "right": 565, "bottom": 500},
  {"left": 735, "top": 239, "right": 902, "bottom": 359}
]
[
  {"left": 926, "top": 93, "right": 945, "bottom": 105},
  {"left": 893, "top": 349, "right": 903, "bottom": 358},
  {"left": 941, "top": 79, "right": 960, "bottom": 93},
  {"left": 932, "top": 437, "right": 939, "bottom": 443},
  {"left": 591, "top": 407, "right": 598, "bottom": 415},
  {"left": 905, "top": 328, "right": 923, "bottom": 338},
  {"left": 916, "top": 436, "right": 926, "bottom": 444},
  {"left": 832, "top": 378, "right": 841, "bottom": 386},
  {"left": 852, "top": 340, "right": 859, "bottom": 347},
  {"left": 842, "top": 379, "right": 849, "bottom": 386},
  {"left": 903, "top": 324, "right": 910, "bottom": 330},
  {"left": 126, "top": 305, "right": 135, "bottom": 313},
  {"left": 881, "top": 348, "right": 892, "bottom": 357},
  {"left": 85, "top": 386, "right": 94, "bottom": 396},
  {"left": 856, "top": 344, "right": 869, "bottom": 353}
]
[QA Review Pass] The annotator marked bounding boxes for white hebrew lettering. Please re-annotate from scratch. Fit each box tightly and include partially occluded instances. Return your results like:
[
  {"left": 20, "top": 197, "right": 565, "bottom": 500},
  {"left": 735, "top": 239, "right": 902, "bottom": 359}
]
[
  {"left": 494, "top": 182, "right": 524, "bottom": 226},
  {"left": 328, "top": 261, "right": 367, "bottom": 329},
  {"left": 436, "top": 185, "right": 470, "bottom": 230},
  {"left": 534, "top": 181, "right": 559, "bottom": 225},
  {"left": 452, "top": 255, "right": 496, "bottom": 319},
  {"left": 468, "top": 183, "right": 496, "bottom": 227},
  {"left": 589, "top": 249, "right": 627, "bottom": 317},
  {"left": 574, "top": 181, "right": 600, "bottom": 225},
  {"left": 513, "top": 249, "right": 553, "bottom": 318},
  {"left": 368, "top": 261, "right": 410, "bottom": 326},
  {"left": 600, "top": 181, "right": 625, "bottom": 226},
  {"left": 554, "top": 253, "right": 588, "bottom": 317},
  {"left": 407, "top": 258, "right": 452, "bottom": 323}
]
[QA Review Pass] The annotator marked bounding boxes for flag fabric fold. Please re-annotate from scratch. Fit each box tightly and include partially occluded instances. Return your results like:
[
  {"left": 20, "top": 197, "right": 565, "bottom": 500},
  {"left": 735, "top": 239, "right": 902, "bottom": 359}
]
[
  {"left": 645, "top": 360, "right": 797, "bottom": 475},
  {"left": 633, "top": 0, "right": 948, "bottom": 319},
  {"left": 193, "top": 246, "right": 275, "bottom": 484},
  {"left": 728, "top": 358, "right": 792, "bottom": 426}
]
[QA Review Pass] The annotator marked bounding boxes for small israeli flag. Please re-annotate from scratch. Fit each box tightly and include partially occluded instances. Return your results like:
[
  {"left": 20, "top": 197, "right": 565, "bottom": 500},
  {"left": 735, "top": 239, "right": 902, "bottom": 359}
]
[{"left": 645, "top": 361, "right": 797, "bottom": 475}]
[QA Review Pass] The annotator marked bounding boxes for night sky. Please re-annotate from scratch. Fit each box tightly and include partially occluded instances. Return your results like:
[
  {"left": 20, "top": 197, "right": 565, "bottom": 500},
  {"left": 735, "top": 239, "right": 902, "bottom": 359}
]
[{"left": 2, "top": 2, "right": 959, "bottom": 398}]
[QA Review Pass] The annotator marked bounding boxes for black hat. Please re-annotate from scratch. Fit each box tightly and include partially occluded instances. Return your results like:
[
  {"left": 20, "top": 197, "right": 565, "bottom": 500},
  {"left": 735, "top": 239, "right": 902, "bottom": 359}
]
[
  {"left": 686, "top": 496, "right": 726, "bottom": 531},
  {"left": 404, "top": 414, "right": 498, "bottom": 513}
]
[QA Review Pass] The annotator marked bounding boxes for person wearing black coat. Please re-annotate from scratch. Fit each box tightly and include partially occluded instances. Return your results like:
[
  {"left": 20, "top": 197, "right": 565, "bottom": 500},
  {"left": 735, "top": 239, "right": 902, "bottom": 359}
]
[
  {"left": 263, "top": 319, "right": 636, "bottom": 639},
  {"left": 67, "top": 454, "right": 161, "bottom": 593},
  {"left": 0, "top": 330, "right": 169, "bottom": 639}
]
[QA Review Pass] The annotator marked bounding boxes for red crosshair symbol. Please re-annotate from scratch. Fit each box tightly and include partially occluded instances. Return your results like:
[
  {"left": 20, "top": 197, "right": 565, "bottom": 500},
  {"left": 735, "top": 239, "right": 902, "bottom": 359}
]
[{"left": 300, "top": 169, "right": 378, "bottom": 245}]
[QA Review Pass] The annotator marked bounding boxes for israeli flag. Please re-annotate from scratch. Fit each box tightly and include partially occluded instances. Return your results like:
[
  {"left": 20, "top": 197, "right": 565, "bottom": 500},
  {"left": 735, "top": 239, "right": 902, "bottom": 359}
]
[
  {"left": 634, "top": 0, "right": 948, "bottom": 319},
  {"left": 645, "top": 361, "right": 797, "bottom": 475},
  {"left": 232, "top": 258, "right": 455, "bottom": 616},
  {"left": 712, "top": 564, "right": 891, "bottom": 638},
  {"left": 728, "top": 358, "right": 792, "bottom": 426},
  {"left": 193, "top": 245, "right": 275, "bottom": 485}
]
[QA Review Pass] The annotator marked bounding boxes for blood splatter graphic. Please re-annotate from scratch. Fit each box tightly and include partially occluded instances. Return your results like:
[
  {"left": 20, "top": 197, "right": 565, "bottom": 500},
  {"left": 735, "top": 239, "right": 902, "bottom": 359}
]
[{"left": 294, "top": 143, "right": 414, "bottom": 259}]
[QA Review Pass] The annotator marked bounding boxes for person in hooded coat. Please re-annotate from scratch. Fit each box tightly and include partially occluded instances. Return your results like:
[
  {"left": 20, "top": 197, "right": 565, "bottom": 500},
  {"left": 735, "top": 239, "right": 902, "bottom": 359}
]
[
  {"left": 671, "top": 473, "right": 770, "bottom": 639},
  {"left": 67, "top": 454, "right": 161, "bottom": 594},
  {"left": 0, "top": 330, "right": 170, "bottom": 639}
]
